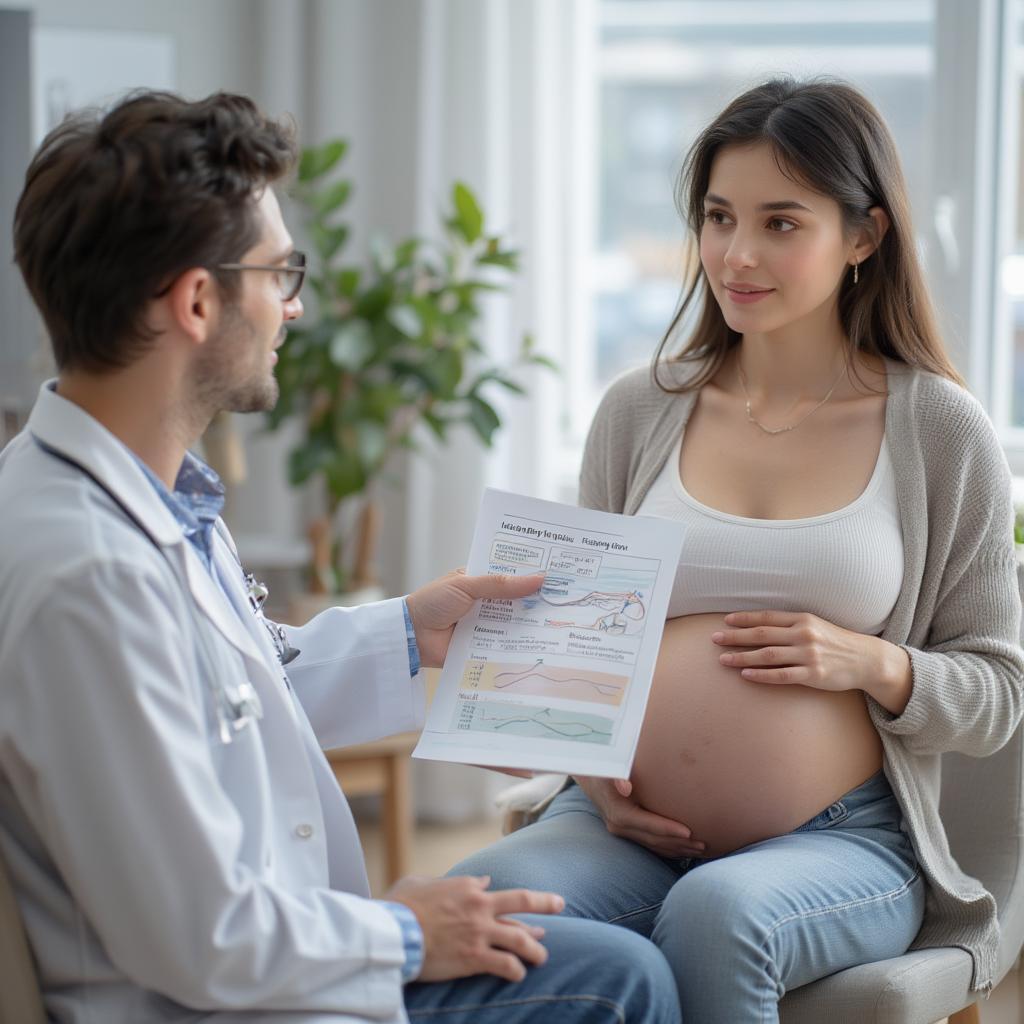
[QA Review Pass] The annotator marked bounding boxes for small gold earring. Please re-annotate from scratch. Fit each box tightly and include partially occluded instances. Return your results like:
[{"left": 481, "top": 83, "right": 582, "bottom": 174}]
[{"left": 853, "top": 261, "right": 859, "bottom": 285}]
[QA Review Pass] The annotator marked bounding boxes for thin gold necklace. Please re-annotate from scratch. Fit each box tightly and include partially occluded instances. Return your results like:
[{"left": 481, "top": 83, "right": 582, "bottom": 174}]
[{"left": 736, "top": 359, "right": 847, "bottom": 436}]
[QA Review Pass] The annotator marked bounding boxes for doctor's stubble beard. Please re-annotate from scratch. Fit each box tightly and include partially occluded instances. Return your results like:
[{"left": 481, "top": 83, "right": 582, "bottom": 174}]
[{"left": 192, "top": 301, "right": 283, "bottom": 417}]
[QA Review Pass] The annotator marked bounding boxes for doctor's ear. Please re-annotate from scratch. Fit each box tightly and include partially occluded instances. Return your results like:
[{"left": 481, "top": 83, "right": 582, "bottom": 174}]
[{"left": 156, "top": 267, "right": 220, "bottom": 345}]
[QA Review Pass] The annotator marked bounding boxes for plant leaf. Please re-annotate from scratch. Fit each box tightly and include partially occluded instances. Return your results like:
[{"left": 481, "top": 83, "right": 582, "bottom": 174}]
[
  {"left": 288, "top": 440, "right": 332, "bottom": 485},
  {"left": 470, "top": 370, "right": 526, "bottom": 396},
  {"left": 325, "top": 449, "right": 366, "bottom": 500},
  {"left": 422, "top": 410, "right": 449, "bottom": 441},
  {"left": 311, "top": 223, "right": 350, "bottom": 263},
  {"left": 298, "top": 140, "right": 348, "bottom": 183},
  {"left": 529, "top": 353, "right": 559, "bottom": 371},
  {"left": 356, "top": 422, "right": 389, "bottom": 467},
  {"left": 336, "top": 268, "right": 361, "bottom": 297},
  {"left": 388, "top": 305, "right": 423, "bottom": 338},
  {"left": 312, "top": 179, "right": 353, "bottom": 216},
  {"left": 425, "top": 348, "right": 463, "bottom": 398},
  {"left": 329, "top": 321, "right": 373, "bottom": 369},
  {"left": 395, "top": 238, "right": 420, "bottom": 268},
  {"left": 461, "top": 278, "right": 506, "bottom": 293},
  {"left": 493, "top": 376, "right": 526, "bottom": 395},
  {"left": 370, "top": 235, "right": 395, "bottom": 274},
  {"left": 466, "top": 395, "right": 501, "bottom": 446},
  {"left": 362, "top": 382, "right": 405, "bottom": 419},
  {"left": 453, "top": 182, "right": 483, "bottom": 243},
  {"left": 478, "top": 251, "right": 518, "bottom": 270}
]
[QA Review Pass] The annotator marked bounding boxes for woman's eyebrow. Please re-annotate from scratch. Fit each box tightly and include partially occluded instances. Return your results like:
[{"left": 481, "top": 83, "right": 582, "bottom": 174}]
[{"left": 704, "top": 193, "right": 813, "bottom": 213}]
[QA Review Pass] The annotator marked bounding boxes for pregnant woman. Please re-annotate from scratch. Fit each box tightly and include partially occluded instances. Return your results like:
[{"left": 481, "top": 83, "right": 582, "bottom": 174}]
[{"left": 451, "top": 78, "right": 1024, "bottom": 1021}]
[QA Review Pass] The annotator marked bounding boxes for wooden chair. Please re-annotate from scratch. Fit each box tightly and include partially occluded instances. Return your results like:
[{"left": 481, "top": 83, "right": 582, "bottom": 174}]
[{"left": 327, "top": 731, "right": 418, "bottom": 888}]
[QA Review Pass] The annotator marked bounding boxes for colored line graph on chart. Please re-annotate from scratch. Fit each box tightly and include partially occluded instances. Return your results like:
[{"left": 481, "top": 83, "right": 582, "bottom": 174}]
[
  {"left": 508, "top": 564, "right": 658, "bottom": 638},
  {"left": 453, "top": 699, "right": 614, "bottom": 745},
  {"left": 538, "top": 589, "right": 646, "bottom": 635},
  {"left": 461, "top": 659, "right": 628, "bottom": 706}
]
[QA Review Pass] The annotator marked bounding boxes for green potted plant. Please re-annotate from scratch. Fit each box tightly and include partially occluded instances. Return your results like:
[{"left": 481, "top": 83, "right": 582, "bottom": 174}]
[{"left": 267, "top": 139, "right": 553, "bottom": 597}]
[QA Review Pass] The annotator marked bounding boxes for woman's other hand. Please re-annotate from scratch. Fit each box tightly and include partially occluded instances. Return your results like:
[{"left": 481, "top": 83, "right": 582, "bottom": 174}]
[
  {"left": 712, "top": 610, "right": 912, "bottom": 713},
  {"left": 573, "top": 776, "right": 705, "bottom": 858}
]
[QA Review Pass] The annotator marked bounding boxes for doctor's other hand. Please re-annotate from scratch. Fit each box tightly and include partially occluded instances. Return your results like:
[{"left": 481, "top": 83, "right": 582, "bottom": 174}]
[
  {"left": 573, "top": 776, "right": 705, "bottom": 858},
  {"left": 386, "top": 874, "right": 564, "bottom": 983},
  {"left": 406, "top": 570, "right": 545, "bottom": 669}
]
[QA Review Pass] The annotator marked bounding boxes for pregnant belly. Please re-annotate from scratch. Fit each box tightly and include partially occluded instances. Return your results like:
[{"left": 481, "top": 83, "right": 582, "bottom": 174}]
[{"left": 629, "top": 613, "right": 883, "bottom": 857}]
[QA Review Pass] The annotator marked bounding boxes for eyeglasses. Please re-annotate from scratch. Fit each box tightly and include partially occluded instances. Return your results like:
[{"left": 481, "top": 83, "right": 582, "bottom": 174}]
[{"left": 216, "top": 250, "right": 307, "bottom": 301}]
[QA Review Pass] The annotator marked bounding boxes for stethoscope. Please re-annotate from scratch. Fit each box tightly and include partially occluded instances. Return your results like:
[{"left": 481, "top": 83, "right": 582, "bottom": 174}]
[
  {"left": 240, "top": 569, "right": 301, "bottom": 669},
  {"left": 33, "top": 434, "right": 297, "bottom": 745}
]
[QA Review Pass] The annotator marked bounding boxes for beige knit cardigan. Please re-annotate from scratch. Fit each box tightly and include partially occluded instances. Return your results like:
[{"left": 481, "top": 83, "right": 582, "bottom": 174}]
[{"left": 568, "top": 357, "right": 1023, "bottom": 992}]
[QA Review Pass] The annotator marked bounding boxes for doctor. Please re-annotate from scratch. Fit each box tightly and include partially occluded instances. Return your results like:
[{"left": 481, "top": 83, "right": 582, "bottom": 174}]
[{"left": 0, "top": 91, "right": 679, "bottom": 1023}]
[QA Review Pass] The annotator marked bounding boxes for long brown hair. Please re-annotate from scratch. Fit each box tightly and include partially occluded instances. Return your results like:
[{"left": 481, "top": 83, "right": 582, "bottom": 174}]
[{"left": 654, "top": 77, "right": 964, "bottom": 392}]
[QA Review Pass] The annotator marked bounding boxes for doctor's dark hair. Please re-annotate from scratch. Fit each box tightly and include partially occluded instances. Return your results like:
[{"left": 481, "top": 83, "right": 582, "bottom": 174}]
[
  {"left": 13, "top": 90, "right": 297, "bottom": 373},
  {"left": 654, "top": 77, "right": 964, "bottom": 391}
]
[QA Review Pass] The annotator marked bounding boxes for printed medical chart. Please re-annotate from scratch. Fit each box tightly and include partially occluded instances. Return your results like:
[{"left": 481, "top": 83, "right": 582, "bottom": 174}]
[{"left": 413, "top": 489, "right": 684, "bottom": 778}]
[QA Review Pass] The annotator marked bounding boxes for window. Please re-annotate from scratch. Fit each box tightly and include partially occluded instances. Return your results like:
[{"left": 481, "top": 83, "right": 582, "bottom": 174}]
[{"left": 993, "top": 0, "right": 1024, "bottom": 447}]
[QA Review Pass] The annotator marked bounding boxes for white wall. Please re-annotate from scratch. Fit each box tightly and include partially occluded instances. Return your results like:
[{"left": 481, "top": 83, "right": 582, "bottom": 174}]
[{"left": 20, "top": 0, "right": 260, "bottom": 98}]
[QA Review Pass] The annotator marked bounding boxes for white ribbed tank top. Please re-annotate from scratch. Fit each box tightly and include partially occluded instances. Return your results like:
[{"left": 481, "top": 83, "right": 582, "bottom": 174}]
[{"left": 636, "top": 434, "right": 905, "bottom": 635}]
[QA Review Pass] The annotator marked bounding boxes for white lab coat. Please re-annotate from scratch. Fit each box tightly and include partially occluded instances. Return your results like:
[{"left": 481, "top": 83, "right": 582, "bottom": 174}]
[{"left": 0, "top": 384, "right": 427, "bottom": 1023}]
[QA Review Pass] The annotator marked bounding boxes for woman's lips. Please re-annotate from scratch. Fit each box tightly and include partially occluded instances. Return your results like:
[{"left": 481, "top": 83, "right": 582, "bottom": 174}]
[{"left": 724, "top": 284, "right": 774, "bottom": 304}]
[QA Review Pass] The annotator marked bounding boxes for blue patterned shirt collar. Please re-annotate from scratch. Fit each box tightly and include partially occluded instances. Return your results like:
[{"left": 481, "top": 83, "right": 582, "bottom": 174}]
[{"left": 130, "top": 449, "right": 225, "bottom": 570}]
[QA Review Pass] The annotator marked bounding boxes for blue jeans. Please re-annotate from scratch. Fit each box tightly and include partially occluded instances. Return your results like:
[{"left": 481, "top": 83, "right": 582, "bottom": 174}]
[
  {"left": 448, "top": 771, "right": 925, "bottom": 1023},
  {"left": 404, "top": 913, "right": 681, "bottom": 1022}
]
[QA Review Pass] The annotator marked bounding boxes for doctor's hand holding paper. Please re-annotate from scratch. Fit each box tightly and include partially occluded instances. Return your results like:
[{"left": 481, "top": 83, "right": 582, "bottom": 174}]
[
  {"left": 0, "top": 90, "right": 679, "bottom": 1024},
  {"left": 406, "top": 568, "right": 546, "bottom": 670}
]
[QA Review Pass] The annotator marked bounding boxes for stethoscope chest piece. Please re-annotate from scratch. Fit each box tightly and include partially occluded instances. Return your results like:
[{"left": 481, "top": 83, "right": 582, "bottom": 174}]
[{"left": 244, "top": 572, "right": 301, "bottom": 667}]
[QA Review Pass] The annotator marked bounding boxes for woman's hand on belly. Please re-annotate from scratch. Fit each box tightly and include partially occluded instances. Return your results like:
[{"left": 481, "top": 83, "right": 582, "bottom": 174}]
[
  {"left": 712, "top": 609, "right": 912, "bottom": 711},
  {"left": 572, "top": 776, "right": 706, "bottom": 858},
  {"left": 630, "top": 613, "right": 884, "bottom": 856}
]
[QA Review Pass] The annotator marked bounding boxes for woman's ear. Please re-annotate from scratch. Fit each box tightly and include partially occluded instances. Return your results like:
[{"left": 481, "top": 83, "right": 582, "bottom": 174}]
[{"left": 853, "top": 206, "right": 891, "bottom": 264}]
